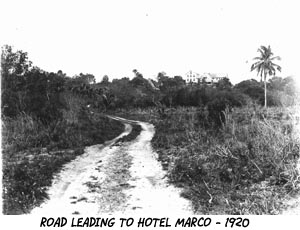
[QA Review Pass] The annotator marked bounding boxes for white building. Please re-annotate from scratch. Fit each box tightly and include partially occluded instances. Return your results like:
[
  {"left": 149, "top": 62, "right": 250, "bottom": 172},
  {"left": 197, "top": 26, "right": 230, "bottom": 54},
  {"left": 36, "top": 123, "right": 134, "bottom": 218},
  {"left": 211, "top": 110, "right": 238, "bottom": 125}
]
[
  {"left": 185, "top": 70, "right": 201, "bottom": 83},
  {"left": 184, "top": 71, "right": 227, "bottom": 84}
]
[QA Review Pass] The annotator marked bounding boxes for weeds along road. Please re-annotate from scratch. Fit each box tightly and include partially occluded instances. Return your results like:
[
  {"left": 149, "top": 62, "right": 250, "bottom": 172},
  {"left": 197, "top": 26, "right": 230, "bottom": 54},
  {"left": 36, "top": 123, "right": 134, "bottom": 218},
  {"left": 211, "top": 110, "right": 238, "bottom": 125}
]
[
  {"left": 31, "top": 116, "right": 192, "bottom": 215},
  {"left": 281, "top": 112, "right": 300, "bottom": 215}
]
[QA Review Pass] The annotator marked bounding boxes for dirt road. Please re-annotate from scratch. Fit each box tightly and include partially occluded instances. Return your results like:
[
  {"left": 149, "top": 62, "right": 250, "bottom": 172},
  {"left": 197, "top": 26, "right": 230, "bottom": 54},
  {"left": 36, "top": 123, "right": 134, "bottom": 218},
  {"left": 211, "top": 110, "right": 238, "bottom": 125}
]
[{"left": 31, "top": 116, "right": 192, "bottom": 215}]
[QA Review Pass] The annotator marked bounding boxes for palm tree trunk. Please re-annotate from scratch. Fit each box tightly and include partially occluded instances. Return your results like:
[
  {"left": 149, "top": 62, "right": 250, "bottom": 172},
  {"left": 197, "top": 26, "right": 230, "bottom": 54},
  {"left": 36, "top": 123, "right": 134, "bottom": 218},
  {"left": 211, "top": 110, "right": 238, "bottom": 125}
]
[{"left": 264, "top": 72, "right": 267, "bottom": 108}]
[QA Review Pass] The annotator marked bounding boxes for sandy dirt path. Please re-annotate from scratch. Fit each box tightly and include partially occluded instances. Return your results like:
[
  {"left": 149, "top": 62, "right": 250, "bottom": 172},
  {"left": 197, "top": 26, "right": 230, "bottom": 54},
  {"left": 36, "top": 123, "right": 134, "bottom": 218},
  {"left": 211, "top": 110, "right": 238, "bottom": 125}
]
[{"left": 31, "top": 116, "right": 192, "bottom": 215}]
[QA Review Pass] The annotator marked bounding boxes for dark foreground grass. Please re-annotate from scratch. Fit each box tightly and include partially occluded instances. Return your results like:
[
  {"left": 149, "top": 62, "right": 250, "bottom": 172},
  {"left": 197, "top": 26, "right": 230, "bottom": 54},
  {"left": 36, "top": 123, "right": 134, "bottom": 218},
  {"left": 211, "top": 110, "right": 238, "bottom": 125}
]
[
  {"left": 2, "top": 111, "right": 124, "bottom": 214},
  {"left": 116, "top": 106, "right": 300, "bottom": 214}
]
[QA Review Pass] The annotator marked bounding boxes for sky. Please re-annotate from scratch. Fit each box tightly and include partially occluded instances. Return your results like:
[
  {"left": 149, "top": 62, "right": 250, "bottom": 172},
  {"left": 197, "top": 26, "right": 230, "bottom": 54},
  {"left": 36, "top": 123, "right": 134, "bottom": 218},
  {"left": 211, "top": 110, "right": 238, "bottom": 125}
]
[{"left": 1, "top": 0, "right": 300, "bottom": 83}]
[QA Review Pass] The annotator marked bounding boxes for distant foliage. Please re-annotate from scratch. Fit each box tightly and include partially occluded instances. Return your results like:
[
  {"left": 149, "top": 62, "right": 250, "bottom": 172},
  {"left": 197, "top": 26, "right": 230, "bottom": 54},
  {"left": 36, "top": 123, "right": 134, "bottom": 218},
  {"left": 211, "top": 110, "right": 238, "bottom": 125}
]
[
  {"left": 234, "top": 79, "right": 264, "bottom": 104},
  {"left": 2, "top": 46, "right": 297, "bottom": 121}
]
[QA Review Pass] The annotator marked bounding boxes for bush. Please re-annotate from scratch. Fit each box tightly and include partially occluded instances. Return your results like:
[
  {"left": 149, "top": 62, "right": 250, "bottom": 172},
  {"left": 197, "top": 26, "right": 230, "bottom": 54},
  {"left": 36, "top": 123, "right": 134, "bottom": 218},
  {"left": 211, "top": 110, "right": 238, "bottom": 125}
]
[
  {"left": 207, "top": 91, "right": 246, "bottom": 125},
  {"left": 2, "top": 114, "right": 50, "bottom": 153}
]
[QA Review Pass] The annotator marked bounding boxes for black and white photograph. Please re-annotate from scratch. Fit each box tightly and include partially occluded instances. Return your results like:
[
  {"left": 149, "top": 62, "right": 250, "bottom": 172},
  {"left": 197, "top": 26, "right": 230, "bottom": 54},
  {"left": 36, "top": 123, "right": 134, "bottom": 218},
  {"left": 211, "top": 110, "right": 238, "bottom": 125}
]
[{"left": 1, "top": 0, "right": 300, "bottom": 228}]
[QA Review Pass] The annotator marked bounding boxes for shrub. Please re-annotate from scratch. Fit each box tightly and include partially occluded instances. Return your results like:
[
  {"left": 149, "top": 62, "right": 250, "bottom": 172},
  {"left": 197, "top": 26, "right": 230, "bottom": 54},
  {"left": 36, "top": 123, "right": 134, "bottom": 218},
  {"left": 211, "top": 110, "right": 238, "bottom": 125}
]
[
  {"left": 207, "top": 91, "right": 246, "bottom": 125},
  {"left": 2, "top": 114, "right": 50, "bottom": 154}
]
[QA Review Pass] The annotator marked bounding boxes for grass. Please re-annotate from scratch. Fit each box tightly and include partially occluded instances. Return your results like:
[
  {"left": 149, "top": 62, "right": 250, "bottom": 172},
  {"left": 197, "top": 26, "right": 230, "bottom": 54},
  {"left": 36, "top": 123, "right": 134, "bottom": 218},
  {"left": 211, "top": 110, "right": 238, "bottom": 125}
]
[
  {"left": 2, "top": 109, "right": 124, "bottom": 214},
  {"left": 116, "top": 106, "right": 300, "bottom": 214},
  {"left": 2, "top": 148, "right": 84, "bottom": 214}
]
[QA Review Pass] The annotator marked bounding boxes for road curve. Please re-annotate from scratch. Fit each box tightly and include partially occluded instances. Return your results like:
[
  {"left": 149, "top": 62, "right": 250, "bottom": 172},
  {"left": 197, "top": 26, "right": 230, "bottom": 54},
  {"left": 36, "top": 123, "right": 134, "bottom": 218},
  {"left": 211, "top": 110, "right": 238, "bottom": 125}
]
[{"left": 31, "top": 116, "right": 192, "bottom": 215}]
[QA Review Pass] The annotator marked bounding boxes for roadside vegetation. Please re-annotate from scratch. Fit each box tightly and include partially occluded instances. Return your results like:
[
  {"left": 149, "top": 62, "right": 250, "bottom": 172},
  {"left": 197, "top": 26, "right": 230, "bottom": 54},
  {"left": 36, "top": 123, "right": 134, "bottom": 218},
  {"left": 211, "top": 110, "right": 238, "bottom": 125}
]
[
  {"left": 116, "top": 105, "right": 299, "bottom": 214},
  {"left": 2, "top": 45, "right": 299, "bottom": 214},
  {"left": 1, "top": 46, "right": 124, "bottom": 214},
  {"left": 148, "top": 106, "right": 299, "bottom": 214}
]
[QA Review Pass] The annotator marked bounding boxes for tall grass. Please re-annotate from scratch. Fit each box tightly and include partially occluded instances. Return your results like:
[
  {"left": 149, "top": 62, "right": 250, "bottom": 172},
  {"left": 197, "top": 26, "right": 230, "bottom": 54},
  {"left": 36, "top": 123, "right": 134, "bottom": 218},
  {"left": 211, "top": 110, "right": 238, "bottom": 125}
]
[
  {"left": 120, "top": 106, "right": 300, "bottom": 214},
  {"left": 2, "top": 103, "right": 124, "bottom": 214},
  {"left": 2, "top": 114, "right": 50, "bottom": 154}
]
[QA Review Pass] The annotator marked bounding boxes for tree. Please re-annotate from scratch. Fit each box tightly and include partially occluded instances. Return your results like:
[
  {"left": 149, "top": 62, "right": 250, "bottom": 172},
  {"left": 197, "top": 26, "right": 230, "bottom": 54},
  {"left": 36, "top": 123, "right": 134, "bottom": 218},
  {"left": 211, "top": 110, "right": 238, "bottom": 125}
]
[
  {"left": 77, "top": 73, "right": 96, "bottom": 84},
  {"left": 234, "top": 79, "right": 264, "bottom": 104},
  {"left": 216, "top": 77, "right": 232, "bottom": 90},
  {"left": 1, "top": 45, "right": 32, "bottom": 76},
  {"left": 1, "top": 45, "right": 32, "bottom": 116},
  {"left": 157, "top": 74, "right": 185, "bottom": 106},
  {"left": 133, "top": 69, "right": 143, "bottom": 78},
  {"left": 251, "top": 45, "right": 281, "bottom": 107},
  {"left": 131, "top": 69, "right": 145, "bottom": 87},
  {"left": 268, "top": 76, "right": 284, "bottom": 91},
  {"left": 157, "top": 71, "right": 166, "bottom": 83},
  {"left": 101, "top": 75, "right": 109, "bottom": 84}
]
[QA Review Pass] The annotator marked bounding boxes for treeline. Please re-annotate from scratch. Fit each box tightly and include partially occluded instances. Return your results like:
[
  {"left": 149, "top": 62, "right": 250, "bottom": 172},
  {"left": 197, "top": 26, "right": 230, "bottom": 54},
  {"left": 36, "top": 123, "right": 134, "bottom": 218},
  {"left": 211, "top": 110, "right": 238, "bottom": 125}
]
[
  {"left": 104, "top": 72, "right": 297, "bottom": 108},
  {"left": 97, "top": 72, "right": 298, "bottom": 127},
  {"left": 2, "top": 46, "right": 297, "bottom": 123},
  {"left": 2, "top": 45, "right": 298, "bottom": 137}
]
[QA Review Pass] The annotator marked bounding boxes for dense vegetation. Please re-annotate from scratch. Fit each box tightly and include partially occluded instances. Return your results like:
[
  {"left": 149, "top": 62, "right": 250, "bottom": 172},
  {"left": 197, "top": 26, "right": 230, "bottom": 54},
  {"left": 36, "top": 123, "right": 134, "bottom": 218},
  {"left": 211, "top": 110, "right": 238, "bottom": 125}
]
[
  {"left": 117, "top": 106, "right": 299, "bottom": 214},
  {"left": 2, "top": 45, "right": 299, "bottom": 214},
  {"left": 1, "top": 46, "right": 124, "bottom": 214}
]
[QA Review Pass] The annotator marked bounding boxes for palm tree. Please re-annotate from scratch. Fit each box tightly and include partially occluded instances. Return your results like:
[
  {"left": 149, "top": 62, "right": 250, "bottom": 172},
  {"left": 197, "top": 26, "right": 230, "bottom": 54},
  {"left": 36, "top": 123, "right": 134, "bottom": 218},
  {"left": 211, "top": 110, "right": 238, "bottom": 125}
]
[{"left": 251, "top": 45, "right": 281, "bottom": 107}]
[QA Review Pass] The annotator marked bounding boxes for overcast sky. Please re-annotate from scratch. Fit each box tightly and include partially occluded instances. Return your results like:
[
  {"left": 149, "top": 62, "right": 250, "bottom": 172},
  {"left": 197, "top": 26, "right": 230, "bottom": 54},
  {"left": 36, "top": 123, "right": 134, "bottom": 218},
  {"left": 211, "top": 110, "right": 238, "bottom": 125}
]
[{"left": 1, "top": 0, "right": 299, "bottom": 83}]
